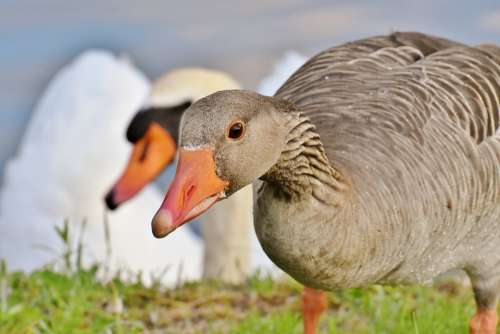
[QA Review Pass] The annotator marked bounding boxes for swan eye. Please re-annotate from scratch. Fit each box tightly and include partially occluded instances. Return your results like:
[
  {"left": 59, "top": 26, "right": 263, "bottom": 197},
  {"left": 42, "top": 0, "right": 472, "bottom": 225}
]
[{"left": 227, "top": 121, "right": 245, "bottom": 140}]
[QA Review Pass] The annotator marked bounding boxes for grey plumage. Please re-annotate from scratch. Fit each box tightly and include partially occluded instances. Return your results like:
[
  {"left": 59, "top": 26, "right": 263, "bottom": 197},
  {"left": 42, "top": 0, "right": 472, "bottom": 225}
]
[
  {"left": 256, "top": 32, "right": 500, "bottom": 301},
  {"left": 164, "top": 32, "right": 500, "bottom": 331}
]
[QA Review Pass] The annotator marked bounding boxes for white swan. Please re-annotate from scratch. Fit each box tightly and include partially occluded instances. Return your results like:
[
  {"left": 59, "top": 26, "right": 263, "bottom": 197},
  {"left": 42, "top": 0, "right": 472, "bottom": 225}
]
[
  {"left": 0, "top": 51, "right": 203, "bottom": 285},
  {"left": 0, "top": 50, "right": 307, "bottom": 285},
  {"left": 105, "top": 53, "right": 308, "bottom": 282},
  {"left": 105, "top": 67, "right": 255, "bottom": 283}
]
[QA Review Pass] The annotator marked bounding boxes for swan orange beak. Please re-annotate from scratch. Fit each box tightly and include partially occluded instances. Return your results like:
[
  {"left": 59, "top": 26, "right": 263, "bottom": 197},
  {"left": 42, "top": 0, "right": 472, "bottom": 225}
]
[
  {"left": 151, "top": 148, "right": 228, "bottom": 238},
  {"left": 105, "top": 123, "right": 176, "bottom": 210}
]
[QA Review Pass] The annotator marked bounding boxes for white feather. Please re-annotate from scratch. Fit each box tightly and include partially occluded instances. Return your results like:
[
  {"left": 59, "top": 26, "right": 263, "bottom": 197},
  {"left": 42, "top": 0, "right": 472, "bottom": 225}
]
[{"left": 0, "top": 51, "right": 202, "bottom": 286}]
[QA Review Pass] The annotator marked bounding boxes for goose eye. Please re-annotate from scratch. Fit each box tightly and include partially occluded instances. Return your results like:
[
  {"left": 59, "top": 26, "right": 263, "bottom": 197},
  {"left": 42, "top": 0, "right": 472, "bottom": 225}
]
[{"left": 227, "top": 121, "right": 245, "bottom": 140}]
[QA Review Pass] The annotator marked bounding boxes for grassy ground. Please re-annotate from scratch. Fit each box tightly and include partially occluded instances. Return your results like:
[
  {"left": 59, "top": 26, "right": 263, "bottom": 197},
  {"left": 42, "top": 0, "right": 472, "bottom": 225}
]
[{"left": 0, "top": 260, "right": 484, "bottom": 334}]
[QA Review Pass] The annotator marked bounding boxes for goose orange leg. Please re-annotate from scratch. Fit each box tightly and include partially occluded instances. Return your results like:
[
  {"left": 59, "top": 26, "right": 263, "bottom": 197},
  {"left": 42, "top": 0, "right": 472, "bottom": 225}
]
[
  {"left": 469, "top": 308, "right": 498, "bottom": 334},
  {"left": 468, "top": 276, "right": 500, "bottom": 334},
  {"left": 302, "top": 286, "right": 327, "bottom": 334}
]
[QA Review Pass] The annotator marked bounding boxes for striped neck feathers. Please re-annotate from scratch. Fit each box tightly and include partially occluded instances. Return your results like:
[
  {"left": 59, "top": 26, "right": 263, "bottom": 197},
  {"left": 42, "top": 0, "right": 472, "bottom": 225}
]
[{"left": 261, "top": 109, "right": 349, "bottom": 205}]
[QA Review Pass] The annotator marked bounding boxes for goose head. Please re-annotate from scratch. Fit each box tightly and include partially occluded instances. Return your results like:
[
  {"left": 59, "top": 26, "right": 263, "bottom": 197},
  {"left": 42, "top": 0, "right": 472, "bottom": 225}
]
[
  {"left": 105, "top": 68, "right": 241, "bottom": 210},
  {"left": 152, "top": 90, "right": 294, "bottom": 238}
]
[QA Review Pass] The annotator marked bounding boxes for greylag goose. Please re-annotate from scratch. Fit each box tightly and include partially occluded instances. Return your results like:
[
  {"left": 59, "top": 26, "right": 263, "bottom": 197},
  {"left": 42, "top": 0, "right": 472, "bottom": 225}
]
[
  {"left": 151, "top": 32, "right": 500, "bottom": 334},
  {"left": 104, "top": 68, "right": 254, "bottom": 284}
]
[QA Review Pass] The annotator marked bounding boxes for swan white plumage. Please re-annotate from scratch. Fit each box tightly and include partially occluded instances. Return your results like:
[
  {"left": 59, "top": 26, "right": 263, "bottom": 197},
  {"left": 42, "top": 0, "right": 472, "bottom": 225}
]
[
  {"left": 0, "top": 49, "right": 307, "bottom": 284},
  {"left": 0, "top": 51, "right": 203, "bottom": 285}
]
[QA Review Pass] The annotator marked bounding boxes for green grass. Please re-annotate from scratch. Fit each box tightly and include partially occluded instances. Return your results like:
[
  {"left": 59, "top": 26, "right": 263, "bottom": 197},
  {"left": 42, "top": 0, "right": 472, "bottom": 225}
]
[
  {"left": 0, "top": 261, "right": 484, "bottom": 334},
  {"left": 0, "top": 222, "right": 483, "bottom": 333}
]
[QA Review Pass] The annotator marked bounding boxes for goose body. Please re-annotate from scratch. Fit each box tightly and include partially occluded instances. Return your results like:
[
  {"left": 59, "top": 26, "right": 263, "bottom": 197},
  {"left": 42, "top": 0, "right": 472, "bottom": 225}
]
[
  {"left": 259, "top": 35, "right": 500, "bottom": 290},
  {"left": 256, "top": 33, "right": 482, "bottom": 289},
  {"left": 154, "top": 32, "right": 500, "bottom": 333}
]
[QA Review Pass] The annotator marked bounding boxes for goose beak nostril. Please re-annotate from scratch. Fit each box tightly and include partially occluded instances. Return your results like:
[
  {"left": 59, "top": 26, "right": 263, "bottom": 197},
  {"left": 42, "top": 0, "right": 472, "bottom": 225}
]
[{"left": 152, "top": 148, "right": 228, "bottom": 237}]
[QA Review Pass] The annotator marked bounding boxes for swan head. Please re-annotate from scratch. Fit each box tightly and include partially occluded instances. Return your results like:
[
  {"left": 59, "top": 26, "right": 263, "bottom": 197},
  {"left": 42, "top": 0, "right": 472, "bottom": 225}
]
[{"left": 105, "top": 68, "right": 240, "bottom": 210}]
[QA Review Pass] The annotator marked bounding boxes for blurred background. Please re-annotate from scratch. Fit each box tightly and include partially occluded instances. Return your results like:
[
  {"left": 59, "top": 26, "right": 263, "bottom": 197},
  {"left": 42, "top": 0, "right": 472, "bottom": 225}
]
[
  {"left": 1, "top": 2, "right": 499, "bottom": 332},
  {"left": 1, "top": 0, "right": 499, "bottom": 177}
]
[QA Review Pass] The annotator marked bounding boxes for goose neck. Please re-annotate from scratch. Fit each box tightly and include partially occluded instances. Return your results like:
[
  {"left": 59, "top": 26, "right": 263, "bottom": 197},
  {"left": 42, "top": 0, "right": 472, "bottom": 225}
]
[{"left": 261, "top": 110, "right": 349, "bottom": 205}]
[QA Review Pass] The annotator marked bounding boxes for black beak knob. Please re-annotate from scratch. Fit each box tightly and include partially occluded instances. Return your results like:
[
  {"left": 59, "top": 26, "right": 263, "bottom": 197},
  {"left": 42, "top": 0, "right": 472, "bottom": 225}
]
[{"left": 105, "top": 190, "right": 119, "bottom": 210}]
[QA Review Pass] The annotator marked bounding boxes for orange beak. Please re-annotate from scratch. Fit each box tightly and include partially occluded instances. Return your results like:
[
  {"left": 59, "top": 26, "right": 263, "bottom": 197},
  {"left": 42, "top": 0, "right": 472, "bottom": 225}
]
[
  {"left": 105, "top": 123, "right": 176, "bottom": 210},
  {"left": 151, "top": 148, "right": 228, "bottom": 238}
]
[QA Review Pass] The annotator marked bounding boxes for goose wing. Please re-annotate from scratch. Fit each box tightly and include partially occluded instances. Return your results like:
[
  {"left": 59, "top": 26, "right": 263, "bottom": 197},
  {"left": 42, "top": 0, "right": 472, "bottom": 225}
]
[{"left": 277, "top": 31, "right": 463, "bottom": 100}]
